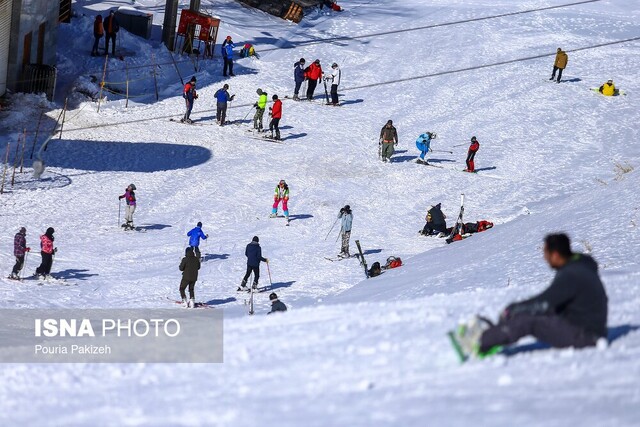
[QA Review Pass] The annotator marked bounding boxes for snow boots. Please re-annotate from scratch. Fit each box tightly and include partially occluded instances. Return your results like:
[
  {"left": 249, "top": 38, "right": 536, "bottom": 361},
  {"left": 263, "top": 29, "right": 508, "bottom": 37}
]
[{"left": 121, "top": 221, "right": 134, "bottom": 231}]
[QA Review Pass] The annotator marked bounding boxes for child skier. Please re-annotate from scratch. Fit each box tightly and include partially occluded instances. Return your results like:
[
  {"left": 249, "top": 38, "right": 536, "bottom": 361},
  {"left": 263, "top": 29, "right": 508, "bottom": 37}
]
[
  {"left": 268, "top": 292, "right": 288, "bottom": 314},
  {"left": 415, "top": 132, "right": 437, "bottom": 165},
  {"left": 35, "top": 227, "right": 56, "bottom": 278},
  {"left": 181, "top": 76, "right": 198, "bottom": 124},
  {"left": 9, "top": 227, "right": 30, "bottom": 279},
  {"left": 119, "top": 184, "right": 137, "bottom": 230},
  {"left": 270, "top": 179, "right": 290, "bottom": 223},
  {"left": 464, "top": 137, "right": 480, "bottom": 173},
  {"left": 324, "top": 63, "right": 341, "bottom": 105},
  {"left": 187, "top": 222, "right": 208, "bottom": 259},
  {"left": 239, "top": 236, "right": 268, "bottom": 291}
]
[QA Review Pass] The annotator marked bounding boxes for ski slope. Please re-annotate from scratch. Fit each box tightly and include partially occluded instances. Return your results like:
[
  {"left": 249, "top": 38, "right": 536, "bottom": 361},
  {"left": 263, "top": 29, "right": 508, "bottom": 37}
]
[{"left": 0, "top": 0, "right": 639, "bottom": 425}]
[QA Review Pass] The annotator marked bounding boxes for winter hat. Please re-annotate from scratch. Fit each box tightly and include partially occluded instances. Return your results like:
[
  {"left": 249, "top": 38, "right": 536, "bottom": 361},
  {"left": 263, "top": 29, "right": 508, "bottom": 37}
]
[
  {"left": 223, "top": 84, "right": 229, "bottom": 89},
  {"left": 471, "top": 136, "right": 477, "bottom": 142},
  {"left": 197, "top": 221, "right": 202, "bottom": 227},
  {"left": 332, "top": 63, "right": 338, "bottom": 68},
  {"left": 386, "top": 120, "right": 393, "bottom": 126},
  {"left": 19, "top": 227, "right": 26, "bottom": 234},
  {"left": 257, "top": 88, "right": 263, "bottom": 95},
  {"left": 185, "top": 247, "right": 193, "bottom": 256},
  {"left": 269, "top": 292, "right": 278, "bottom": 301},
  {"left": 252, "top": 236, "right": 259, "bottom": 242},
  {"left": 226, "top": 35, "right": 232, "bottom": 40},
  {"left": 46, "top": 227, "right": 55, "bottom": 235},
  {"left": 272, "top": 94, "right": 278, "bottom": 100},
  {"left": 129, "top": 183, "right": 136, "bottom": 190},
  {"left": 190, "top": 76, "right": 196, "bottom": 83},
  {"left": 344, "top": 205, "right": 351, "bottom": 211},
  {"left": 300, "top": 58, "right": 306, "bottom": 63},
  {"left": 314, "top": 59, "right": 320, "bottom": 64}
]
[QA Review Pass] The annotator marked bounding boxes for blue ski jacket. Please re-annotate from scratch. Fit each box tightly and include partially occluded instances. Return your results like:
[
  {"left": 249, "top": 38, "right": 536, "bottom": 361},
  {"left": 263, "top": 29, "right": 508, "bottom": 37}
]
[
  {"left": 339, "top": 212, "right": 353, "bottom": 233},
  {"left": 294, "top": 62, "right": 305, "bottom": 83},
  {"left": 222, "top": 42, "right": 235, "bottom": 59},
  {"left": 215, "top": 88, "right": 231, "bottom": 103},
  {"left": 187, "top": 226, "right": 207, "bottom": 247},
  {"left": 416, "top": 133, "right": 432, "bottom": 153}
]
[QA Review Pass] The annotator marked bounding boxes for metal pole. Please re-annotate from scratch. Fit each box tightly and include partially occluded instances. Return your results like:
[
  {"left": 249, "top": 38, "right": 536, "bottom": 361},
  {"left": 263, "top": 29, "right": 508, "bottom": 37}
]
[
  {"left": 324, "top": 216, "right": 339, "bottom": 240},
  {"left": 97, "top": 54, "right": 109, "bottom": 112}
]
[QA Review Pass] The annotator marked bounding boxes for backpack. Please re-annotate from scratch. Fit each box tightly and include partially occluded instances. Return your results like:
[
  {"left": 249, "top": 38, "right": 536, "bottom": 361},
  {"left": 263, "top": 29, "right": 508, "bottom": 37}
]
[
  {"left": 368, "top": 262, "right": 381, "bottom": 277},
  {"left": 384, "top": 256, "right": 402, "bottom": 269}
]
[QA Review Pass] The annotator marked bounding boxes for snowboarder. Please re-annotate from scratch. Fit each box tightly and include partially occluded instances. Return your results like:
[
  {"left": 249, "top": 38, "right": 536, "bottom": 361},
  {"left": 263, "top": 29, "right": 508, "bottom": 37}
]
[
  {"left": 420, "top": 203, "right": 447, "bottom": 236},
  {"left": 187, "top": 222, "right": 208, "bottom": 259},
  {"left": 293, "top": 58, "right": 306, "bottom": 101},
  {"left": 464, "top": 136, "right": 480, "bottom": 172},
  {"left": 179, "top": 247, "right": 201, "bottom": 308},
  {"left": 599, "top": 79, "right": 615, "bottom": 96},
  {"left": 268, "top": 94, "right": 282, "bottom": 140},
  {"left": 9, "top": 227, "right": 30, "bottom": 279},
  {"left": 118, "top": 184, "right": 137, "bottom": 230},
  {"left": 239, "top": 236, "right": 268, "bottom": 291},
  {"left": 214, "top": 84, "right": 235, "bottom": 126},
  {"left": 324, "top": 63, "right": 341, "bottom": 105},
  {"left": 34, "top": 227, "right": 56, "bottom": 278},
  {"left": 379, "top": 120, "right": 398, "bottom": 163},
  {"left": 268, "top": 292, "right": 287, "bottom": 314},
  {"left": 304, "top": 59, "right": 323, "bottom": 100},
  {"left": 338, "top": 205, "right": 352, "bottom": 258},
  {"left": 221, "top": 36, "right": 236, "bottom": 76},
  {"left": 550, "top": 48, "right": 568, "bottom": 83},
  {"left": 91, "top": 15, "right": 104, "bottom": 57},
  {"left": 415, "top": 132, "right": 436, "bottom": 165},
  {"left": 452, "top": 233, "right": 608, "bottom": 359},
  {"left": 103, "top": 10, "right": 119, "bottom": 56},
  {"left": 253, "top": 88, "right": 268, "bottom": 131},
  {"left": 270, "top": 179, "right": 289, "bottom": 222},
  {"left": 181, "top": 76, "right": 198, "bottom": 124}
]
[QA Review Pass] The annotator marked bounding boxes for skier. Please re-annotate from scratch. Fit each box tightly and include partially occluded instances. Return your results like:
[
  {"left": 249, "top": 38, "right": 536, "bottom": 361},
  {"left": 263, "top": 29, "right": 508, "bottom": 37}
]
[
  {"left": 221, "top": 35, "right": 236, "bottom": 76},
  {"left": 304, "top": 59, "right": 323, "bottom": 100},
  {"left": 103, "top": 10, "right": 119, "bottom": 56},
  {"left": 452, "top": 233, "right": 608, "bottom": 359},
  {"left": 379, "top": 120, "right": 398, "bottom": 163},
  {"left": 270, "top": 179, "right": 289, "bottom": 222},
  {"left": 118, "top": 184, "right": 137, "bottom": 230},
  {"left": 324, "top": 62, "right": 341, "bottom": 105},
  {"left": 187, "top": 222, "right": 208, "bottom": 259},
  {"left": 464, "top": 136, "right": 480, "bottom": 173},
  {"left": 253, "top": 88, "right": 268, "bottom": 131},
  {"left": 179, "top": 247, "right": 201, "bottom": 308},
  {"left": 420, "top": 203, "right": 447, "bottom": 236},
  {"left": 598, "top": 79, "right": 615, "bottom": 96},
  {"left": 550, "top": 47, "right": 568, "bottom": 83},
  {"left": 181, "top": 76, "right": 198, "bottom": 124},
  {"left": 338, "top": 205, "right": 353, "bottom": 258},
  {"left": 293, "top": 58, "right": 306, "bottom": 101},
  {"left": 268, "top": 292, "right": 288, "bottom": 314},
  {"left": 214, "top": 84, "right": 235, "bottom": 126},
  {"left": 239, "top": 236, "right": 268, "bottom": 291},
  {"left": 415, "top": 132, "right": 437, "bottom": 165},
  {"left": 9, "top": 227, "right": 30, "bottom": 279},
  {"left": 268, "top": 94, "right": 282, "bottom": 140},
  {"left": 91, "top": 15, "right": 104, "bottom": 57},
  {"left": 35, "top": 227, "right": 56, "bottom": 278}
]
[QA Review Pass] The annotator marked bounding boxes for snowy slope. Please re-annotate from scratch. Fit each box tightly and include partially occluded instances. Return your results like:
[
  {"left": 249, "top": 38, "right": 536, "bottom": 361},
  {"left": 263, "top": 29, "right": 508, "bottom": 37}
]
[{"left": 0, "top": 0, "right": 639, "bottom": 425}]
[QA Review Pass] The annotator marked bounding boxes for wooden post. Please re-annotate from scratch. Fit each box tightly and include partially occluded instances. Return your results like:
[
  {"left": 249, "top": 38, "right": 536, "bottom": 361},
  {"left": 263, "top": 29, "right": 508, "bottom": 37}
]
[
  {"left": 97, "top": 54, "right": 109, "bottom": 112},
  {"left": 0, "top": 143, "right": 10, "bottom": 194},
  {"left": 11, "top": 134, "right": 20, "bottom": 186},
  {"left": 19, "top": 128, "right": 27, "bottom": 173},
  {"left": 125, "top": 59, "right": 129, "bottom": 108},
  {"left": 152, "top": 53, "right": 159, "bottom": 101},
  {"left": 30, "top": 112, "right": 43, "bottom": 159}
]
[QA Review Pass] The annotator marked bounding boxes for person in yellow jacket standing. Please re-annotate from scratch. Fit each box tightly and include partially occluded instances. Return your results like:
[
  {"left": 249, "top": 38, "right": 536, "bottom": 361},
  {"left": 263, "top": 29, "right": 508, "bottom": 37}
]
[
  {"left": 550, "top": 48, "right": 568, "bottom": 83},
  {"left": 253, "top": 88, "right": 268, "bottom": 131},
  {"left": 599, "top": 79, "right": 615, "bottom": 96}
]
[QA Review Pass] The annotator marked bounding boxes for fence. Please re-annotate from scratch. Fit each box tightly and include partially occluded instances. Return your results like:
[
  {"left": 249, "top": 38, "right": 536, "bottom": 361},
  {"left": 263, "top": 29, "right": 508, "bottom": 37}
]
[{"left": 22, "top": 64, "right": 57, "bottom": 101}]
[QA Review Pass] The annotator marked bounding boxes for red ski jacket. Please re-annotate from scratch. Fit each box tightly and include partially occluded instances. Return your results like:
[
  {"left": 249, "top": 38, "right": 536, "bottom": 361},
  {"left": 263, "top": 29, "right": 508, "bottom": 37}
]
[
  {"left": 271, "top": 99, "right": 282, "bottom": 119},
  {"left": 469, "top": 141, "right": 480, "bottom": 153},
  {"left": 305, "top": 63, "right": 323, "bottom": 81}
]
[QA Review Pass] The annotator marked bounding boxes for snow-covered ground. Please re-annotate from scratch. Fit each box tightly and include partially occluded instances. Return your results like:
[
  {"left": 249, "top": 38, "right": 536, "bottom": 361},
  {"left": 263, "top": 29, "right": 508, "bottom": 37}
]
[{"left": 1, "top": 0, "right": 639, "bottom": 425}]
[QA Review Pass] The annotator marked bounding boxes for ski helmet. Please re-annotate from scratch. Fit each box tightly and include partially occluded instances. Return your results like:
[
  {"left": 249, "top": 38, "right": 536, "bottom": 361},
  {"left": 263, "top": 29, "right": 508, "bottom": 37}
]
[
  {"left": 197, "top": 222, "right": 202, "bottom": 227},
  {"left": 344, "top": 205, "right": 351, "bottom": 211},
  {"left": 430, "top": 132, "right": 437, "bottom": 139},
  {"left": 129, "top": 183, "right": 136, "bottom": 190},
  {"left": 190, "top": 76, "right": 196, "bottom": 83},
  {"left": 46, "top": 227, "right": 55, "bottom": 235},
  {"left": 223, "top": 84, "right": 229, "bottom": 89},
  {"left": 272, "top": 94, "right": 278, "bottom": 100},
  {"left": 19, "top": 227, "right": 26, "bottom": 234},
  {"left": 257, "top": 88, "right": 263, "bottom": 95},
  {"left": 332, "top": 63, "right": 338, "bottom": 68},
  {"left": 252, "top": 236, "right": 259, "bottom": 242},
  {"left": 314, "top": 59, "right": 320, "bottom": 64},
  {"left": 269, "top": 292, "right": 278, "bottom": 301},
  {"left": 300, "top": 58, "right": 306, "bottom": 63},
  {"left": 471, "top": 136, "right": 477, "bottom": 142}
]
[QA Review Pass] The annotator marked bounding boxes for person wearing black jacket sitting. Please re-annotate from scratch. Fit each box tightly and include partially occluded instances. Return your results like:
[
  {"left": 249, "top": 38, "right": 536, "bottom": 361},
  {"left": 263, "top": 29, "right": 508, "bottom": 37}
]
[
  {"left": 476, "top": 233, "right": 608, "bottom": 354},
  {"left": 239, "top": 236, "right": 268, "bottom": 291},
  {"left": 420, "top": 203, "right": 447, "bottom": 236},
  {"left": 268, "top": 292, "right": 287, "bottom": 314}
]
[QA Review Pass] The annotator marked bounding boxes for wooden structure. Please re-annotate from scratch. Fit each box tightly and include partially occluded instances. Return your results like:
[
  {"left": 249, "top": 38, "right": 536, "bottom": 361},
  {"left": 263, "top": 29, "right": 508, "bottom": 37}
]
[
  {"left": 237, "top": 0, "right": 323, "bottom": 23},
  {"left": 175, "top": 9, "right": 220, "bottom": 57}
]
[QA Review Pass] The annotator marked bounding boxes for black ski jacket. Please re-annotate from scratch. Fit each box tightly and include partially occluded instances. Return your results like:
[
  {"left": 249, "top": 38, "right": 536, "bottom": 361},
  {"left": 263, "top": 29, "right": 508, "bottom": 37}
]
[
  {"left": 508, "top": 254, "right": 608, "bottom": 337},
  {"left": 179, "top": 250, "right": 201, "bottom": 282},
  {"left": 268, "top": 299, "right": 287, "bottom": 314},
  {"left": 246, "top": 241, "right": 266, "bottom": 267}
]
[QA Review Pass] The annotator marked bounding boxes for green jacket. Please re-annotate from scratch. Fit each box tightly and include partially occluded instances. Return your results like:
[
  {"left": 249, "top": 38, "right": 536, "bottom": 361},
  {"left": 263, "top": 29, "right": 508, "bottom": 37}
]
[{"left": 257, "top": 93, "right": 268, "bottom": 109}]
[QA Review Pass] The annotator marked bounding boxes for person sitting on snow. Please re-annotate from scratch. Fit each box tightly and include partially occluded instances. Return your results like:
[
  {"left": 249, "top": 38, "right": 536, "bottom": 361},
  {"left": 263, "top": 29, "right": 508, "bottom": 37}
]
[
  {"left": 420, "top": 203, "right": 447, "bottom": 236},
  {"left": 599, "top": 79, "right": 615, "bottom": 96}
]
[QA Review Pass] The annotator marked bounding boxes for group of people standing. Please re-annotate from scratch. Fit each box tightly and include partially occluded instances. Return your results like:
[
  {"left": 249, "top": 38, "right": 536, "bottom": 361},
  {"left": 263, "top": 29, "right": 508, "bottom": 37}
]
[
  {"left": 8, "top": 227, "right": 57, "bottom": 280},
  {"left": 293, "top": 58, "right": 341, "bottom": 105},
  {"left": 91, "top": 10, "right": 119, "bottom": 57}
]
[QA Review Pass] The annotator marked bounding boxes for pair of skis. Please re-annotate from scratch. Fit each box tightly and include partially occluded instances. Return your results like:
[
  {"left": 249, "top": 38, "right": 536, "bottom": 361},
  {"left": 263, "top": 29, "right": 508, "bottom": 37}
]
[{"left": 446, "top": 194, "right": 465, "bottom": 244}]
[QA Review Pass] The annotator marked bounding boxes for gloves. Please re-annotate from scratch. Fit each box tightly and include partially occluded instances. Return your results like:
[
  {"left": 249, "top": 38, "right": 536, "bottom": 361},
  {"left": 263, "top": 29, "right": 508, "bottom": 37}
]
[
  {"left": 206, "top": 234, "right": 209, "bottom": 238},
  {"left": 194, "top": 94, "right": 199, "bottom": 99},
  {"left": 25, "top": 247, "right": 31, "bottom": 252},
  {"left": 265, "top": 258, "right": 269, "bottom": 263},
  {"left": 54, "top": 248, "right": 58, "bottom": 254},
  {"left": 254, "top": 102, "right": 258, "bottom": 107},
  {"left": 118, "top": 196, "right": 123, "bottom": 200}
]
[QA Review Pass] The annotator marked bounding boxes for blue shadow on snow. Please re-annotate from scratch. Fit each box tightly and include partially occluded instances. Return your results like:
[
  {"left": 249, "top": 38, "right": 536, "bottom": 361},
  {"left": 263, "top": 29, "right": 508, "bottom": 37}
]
[
  {"left": 52, "top": 269, "right": 98, "bottom": 281},
  {"left": 41, "top": 140, "right": 212, "bottom": 172},
  {"left": 289, "top": 214, "right": 313, "bottom": 222},
  {"left": 203, "top": 297, "right": 237, "bottom": 306},
  {"left": 201, "top": 253, "right": 230, "bottom": 262}
]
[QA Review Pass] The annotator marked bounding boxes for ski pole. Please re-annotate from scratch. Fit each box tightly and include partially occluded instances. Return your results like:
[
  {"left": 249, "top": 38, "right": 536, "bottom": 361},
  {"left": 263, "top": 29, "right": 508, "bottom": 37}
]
[
  {"left": 452, "top": 143, "right": 468, "bottom": 148},
  {"left": 335, "top": 229, "right": 342, "bottom": 243},
  {"left": 118, "top": 199, "right": 122, "bottom": 228},
  {"left": 431, "top": 149, "right": 453, "bottom": 154},
  {"left": 240, "top": 105, "right": 253, "bottom": 124},
  {"left": 266, "top": 261, "right": 273, "bottom": 287},
  {"left": 19, "top": 251, "right": 29, "bottom": 280},
  {"left": 324, "top": 216, "right": 340, "bottom": 240}
]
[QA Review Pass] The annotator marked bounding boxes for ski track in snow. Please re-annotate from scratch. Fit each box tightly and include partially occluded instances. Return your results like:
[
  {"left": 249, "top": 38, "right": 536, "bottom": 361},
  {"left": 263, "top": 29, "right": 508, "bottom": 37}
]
[{"left": 1, "top": 0, "right": 640, "bottom": 425}]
